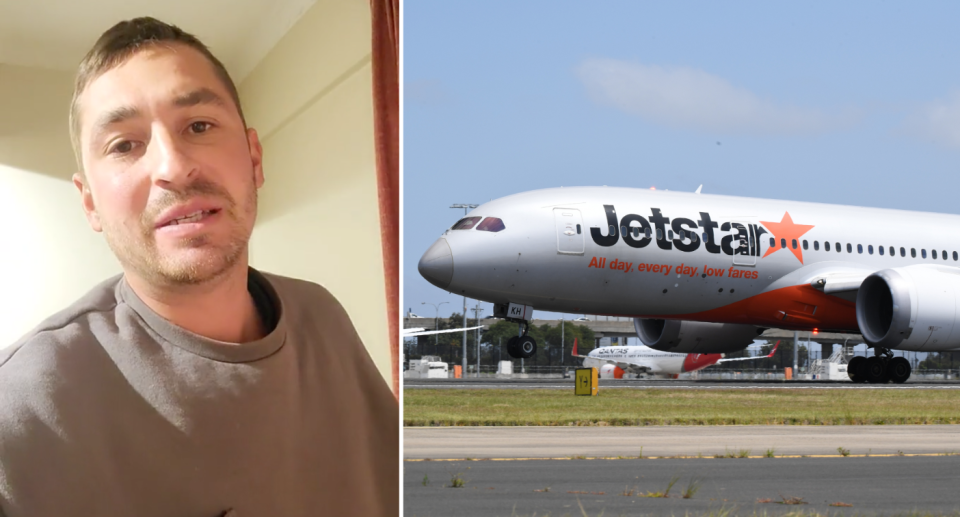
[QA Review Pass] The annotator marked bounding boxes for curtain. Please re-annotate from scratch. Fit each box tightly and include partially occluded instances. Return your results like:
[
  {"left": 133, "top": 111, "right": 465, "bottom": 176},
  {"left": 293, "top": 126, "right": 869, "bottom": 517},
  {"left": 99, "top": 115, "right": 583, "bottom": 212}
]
[{"left": 371, "top": 0, "right": 400, "bottom": 398}]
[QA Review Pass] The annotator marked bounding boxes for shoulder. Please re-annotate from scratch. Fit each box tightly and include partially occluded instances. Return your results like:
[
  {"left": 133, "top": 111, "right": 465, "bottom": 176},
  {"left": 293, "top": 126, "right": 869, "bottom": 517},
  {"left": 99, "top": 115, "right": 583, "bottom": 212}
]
[
  {"left": 257, "top": 270, "right": 394, "bottom": 394},
  {"left": 0, "top": 275, "right": 122, "bottom": 407},
  {"left": 258, "top": 270, "right": 357, "bottom": 329}
]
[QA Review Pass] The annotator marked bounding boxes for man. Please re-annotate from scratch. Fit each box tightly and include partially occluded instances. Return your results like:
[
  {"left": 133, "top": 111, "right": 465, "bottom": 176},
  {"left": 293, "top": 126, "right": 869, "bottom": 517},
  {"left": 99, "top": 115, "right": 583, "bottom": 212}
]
[{"left": 0, "top": 17, "right": 398, "bottom": 516}]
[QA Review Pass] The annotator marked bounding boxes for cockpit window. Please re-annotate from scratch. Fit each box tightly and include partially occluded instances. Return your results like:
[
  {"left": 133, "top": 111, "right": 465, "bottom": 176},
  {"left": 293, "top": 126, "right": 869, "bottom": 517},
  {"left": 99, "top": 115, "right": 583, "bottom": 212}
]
[
  {"left": 476, "top": 217, "right": 505, "bottom": 232},
  {"left": 451, "top": 217, "right": 481, "bottom": 230}
]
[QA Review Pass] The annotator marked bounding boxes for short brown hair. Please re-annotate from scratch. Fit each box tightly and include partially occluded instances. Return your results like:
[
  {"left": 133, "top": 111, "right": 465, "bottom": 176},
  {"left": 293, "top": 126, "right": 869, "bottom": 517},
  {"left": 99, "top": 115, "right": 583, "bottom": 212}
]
[{"left": 69, "top": 17, "right": 245, "bottom": 168}]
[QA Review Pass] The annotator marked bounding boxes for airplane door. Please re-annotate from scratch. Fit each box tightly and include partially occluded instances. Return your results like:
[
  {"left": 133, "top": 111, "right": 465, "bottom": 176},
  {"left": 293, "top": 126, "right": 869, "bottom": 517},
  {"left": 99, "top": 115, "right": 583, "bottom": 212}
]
[
  {"left": 731, "top": 221, "right": 757, "bottom": 266},
  {"left": 554, "top": 208, "right": 584, "bottom": 255}
]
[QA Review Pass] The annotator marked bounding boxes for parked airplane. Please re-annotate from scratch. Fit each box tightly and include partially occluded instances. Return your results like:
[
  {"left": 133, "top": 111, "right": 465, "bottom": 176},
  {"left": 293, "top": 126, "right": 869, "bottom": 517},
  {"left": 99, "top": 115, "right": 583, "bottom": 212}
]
[
  {"left": 418, "top": 186, "right": 960, "bottom": 384},
  {"left": 571, "top": 339, "right": 779, "bottom": 379}
]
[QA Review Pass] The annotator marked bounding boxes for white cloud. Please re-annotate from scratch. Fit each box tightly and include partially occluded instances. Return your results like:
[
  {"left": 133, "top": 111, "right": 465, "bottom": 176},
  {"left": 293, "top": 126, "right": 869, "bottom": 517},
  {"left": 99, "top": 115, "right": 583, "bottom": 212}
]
[
  {"left": 903, "top": 92, "right": 960, "bottom": 148},
  {"left": 577, "top": 58, "right": 857, "bottom": 136}
]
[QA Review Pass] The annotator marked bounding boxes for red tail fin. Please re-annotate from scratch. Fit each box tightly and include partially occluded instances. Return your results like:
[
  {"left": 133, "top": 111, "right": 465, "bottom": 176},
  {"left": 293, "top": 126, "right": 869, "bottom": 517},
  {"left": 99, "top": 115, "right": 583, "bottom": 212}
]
[
  {"left": 766, "top": 341, "right": 780, "bottom": 358},
  {"left": 571, "top": 337, "right": 578, "bottom": 356}
]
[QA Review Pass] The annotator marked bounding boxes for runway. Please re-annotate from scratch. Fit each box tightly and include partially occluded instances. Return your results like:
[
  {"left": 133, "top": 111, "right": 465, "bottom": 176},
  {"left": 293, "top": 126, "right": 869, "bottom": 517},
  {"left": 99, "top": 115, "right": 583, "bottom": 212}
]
[
  {"left": 404, "top": 456, "right": 960, "bottom": 517},
  {"left": 404, "top": 378, "right": 960, "bottom": 389},
  {"left": 404, "top": 425, "right": 960, "bottom": 460}
]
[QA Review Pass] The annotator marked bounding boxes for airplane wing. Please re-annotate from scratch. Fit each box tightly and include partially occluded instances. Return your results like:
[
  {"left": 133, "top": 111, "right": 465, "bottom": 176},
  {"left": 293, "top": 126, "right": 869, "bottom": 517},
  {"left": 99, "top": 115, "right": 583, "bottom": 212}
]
[
  {"left": 402, "top": 326, "right": 483, "bottom": 337},
  {"left": 718, "top": 341, "right": 779, "bottom": 363}
]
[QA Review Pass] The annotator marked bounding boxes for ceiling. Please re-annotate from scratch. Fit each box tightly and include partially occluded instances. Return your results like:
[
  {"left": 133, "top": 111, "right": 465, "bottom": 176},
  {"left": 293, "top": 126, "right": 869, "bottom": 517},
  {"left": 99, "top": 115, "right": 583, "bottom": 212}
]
[{"left": 0, "top": 0, "right": 317, "bottom": 82}]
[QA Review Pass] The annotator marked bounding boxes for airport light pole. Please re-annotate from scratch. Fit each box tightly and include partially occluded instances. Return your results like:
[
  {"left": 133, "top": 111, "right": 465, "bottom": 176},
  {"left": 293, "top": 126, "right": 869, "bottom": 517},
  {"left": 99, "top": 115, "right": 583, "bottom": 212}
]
[
  {"left": 793, "top": 330, "right": 799, "bottom": 378},
  {"left": 451, "top": 204, "right": 478, "bottom": 374},
  {"left": 421, "top": 301, "right": 447, "bottom": 354},
  {"left": 472, "top": 302, "right": 483, "bottom": 377}
]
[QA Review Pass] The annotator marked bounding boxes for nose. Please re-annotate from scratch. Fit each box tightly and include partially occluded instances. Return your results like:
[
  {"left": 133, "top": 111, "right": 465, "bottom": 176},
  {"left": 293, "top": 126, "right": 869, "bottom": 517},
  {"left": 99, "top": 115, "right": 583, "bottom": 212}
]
[
  {"left": 419, "top": 238, "right": 454, "bottom": 290},
  {"left": 150, "top": 127, "right": 199, "bottom": 186}
]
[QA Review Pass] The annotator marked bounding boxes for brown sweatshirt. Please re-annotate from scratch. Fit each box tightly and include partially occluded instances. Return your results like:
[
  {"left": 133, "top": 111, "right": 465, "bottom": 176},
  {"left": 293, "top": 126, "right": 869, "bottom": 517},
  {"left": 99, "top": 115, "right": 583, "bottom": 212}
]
[{"left": 0, "top": 269, "right": 398, "bottom": 517}]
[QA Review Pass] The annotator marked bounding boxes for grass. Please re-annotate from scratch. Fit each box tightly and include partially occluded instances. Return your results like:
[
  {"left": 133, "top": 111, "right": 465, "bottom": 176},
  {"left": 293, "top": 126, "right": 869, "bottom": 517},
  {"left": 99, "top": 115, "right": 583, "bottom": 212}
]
[
  {"left": 837, "top": 447, "right": 850, "bottom": 457},
  {"left": 447, "top": 472, "right": 465, "bottom": 488},
  {"left": 764, "top": 448, "right": 776, "bottom": 458},
  {"left": 404, "top": 388, "right": 960, "bottom": 426}
]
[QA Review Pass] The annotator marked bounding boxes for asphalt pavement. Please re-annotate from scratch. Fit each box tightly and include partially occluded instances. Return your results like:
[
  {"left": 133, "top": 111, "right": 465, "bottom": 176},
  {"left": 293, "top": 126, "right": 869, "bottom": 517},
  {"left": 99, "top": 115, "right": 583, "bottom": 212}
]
[{"left": 404, "top": 456, "right": 960, "bottom": 516}]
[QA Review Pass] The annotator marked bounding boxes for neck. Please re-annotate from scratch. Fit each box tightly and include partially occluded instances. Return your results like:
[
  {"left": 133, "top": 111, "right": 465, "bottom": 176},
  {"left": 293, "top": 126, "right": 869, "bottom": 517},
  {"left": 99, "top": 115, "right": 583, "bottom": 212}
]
[{"left": 124, "top": 257, "right": 265, "bottom": 344}]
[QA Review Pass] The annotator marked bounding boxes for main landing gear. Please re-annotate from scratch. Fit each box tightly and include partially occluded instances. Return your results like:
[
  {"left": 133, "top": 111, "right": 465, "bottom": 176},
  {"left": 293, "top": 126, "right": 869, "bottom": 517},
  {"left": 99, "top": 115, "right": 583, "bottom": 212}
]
[
  {"left": 506, "top": 321, "right": 537, "bottom": 360},
  {"left": 847, "top": 348, "right": 911, "bottom": 384}
]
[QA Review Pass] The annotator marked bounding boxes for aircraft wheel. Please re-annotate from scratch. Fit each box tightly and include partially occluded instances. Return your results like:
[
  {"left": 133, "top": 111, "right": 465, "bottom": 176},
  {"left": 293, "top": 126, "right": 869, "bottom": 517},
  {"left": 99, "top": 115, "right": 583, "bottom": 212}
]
[
  {"left": 506, "top": 336, "right": 521, "bottom": 359},
  {"left": 887, "top": 357, "right": 911, "bottom": 384},
  {"left": 517, "top": 336, "right": 537, "bottom": 359},
  {"left": 864, "top": 356, "right": 887, "bottom": 384},
  {"left": 847, "top": 356, "right": 867, "bottom": 383}
]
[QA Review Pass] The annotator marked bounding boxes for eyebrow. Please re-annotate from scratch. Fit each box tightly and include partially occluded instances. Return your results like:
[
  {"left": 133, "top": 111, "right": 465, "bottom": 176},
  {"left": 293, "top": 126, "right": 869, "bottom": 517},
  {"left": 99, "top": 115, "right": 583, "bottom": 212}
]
[
  {"left": 90, "top": 105, "right": 141, "bottom": 142},
  {"left": 173, "top": 88, "right": 227, "bottom": 109}
]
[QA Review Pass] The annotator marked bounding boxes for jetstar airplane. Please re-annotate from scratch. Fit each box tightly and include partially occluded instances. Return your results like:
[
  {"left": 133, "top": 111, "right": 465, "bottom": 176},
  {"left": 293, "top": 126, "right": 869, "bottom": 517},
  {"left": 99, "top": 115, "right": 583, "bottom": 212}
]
[
  {"left": 418, "top": 186, "right": 960, "bottom": 384},
  {"left": 570, "top": 339, "right": 780, "bottom": 379}
]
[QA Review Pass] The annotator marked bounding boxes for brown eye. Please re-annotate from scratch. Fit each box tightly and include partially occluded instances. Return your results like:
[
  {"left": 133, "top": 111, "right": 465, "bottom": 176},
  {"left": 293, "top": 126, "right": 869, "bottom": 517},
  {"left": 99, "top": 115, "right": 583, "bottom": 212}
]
[
  {"left": 112, "top": 141, "right": 133, "bottom": 154},
  {"left": 190, "top": 121, "right": 211, "bottom": 133}
]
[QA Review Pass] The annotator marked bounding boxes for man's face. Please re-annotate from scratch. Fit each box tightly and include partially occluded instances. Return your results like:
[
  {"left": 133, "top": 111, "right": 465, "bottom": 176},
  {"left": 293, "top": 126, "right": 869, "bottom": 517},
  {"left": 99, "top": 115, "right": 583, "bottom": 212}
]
[{"left": 74, "top": 44, "right": 263, "bottom": 287}]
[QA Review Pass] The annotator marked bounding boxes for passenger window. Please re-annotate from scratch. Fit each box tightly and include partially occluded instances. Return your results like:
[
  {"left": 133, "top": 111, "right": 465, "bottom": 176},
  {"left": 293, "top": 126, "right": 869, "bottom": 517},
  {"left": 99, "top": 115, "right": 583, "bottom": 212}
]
[
  {"left": 922, "top": 249, "right": 927, "bottom": 259},
  {"left": 621, "top": 226, "right": 627, "bottom": 236},
  {"left": 769, "top": 237, "right": 775, "bottom": 248},
  {"left": 932, "top": 249, "right": 937, "bottom": 260},
  {"left": 645, "top": 228, "right": 652, "bottom": 238},
  {"left": 702, "top": 232, "right": 709, "bottom": 243},
  {"left": 476, "top": 217, "right": 506, "bottom": 232},
  {"left": 668, "top": 230, "right": 674, "bottom": 240},
  {"left": 657, "top": 228, "right": 663, "bottom": 240},
  {"left": 879, "top": 246, "right": 884, "bottom": 256},
  {"left": 847, "top": 243, "right": 852, "bottom": 253},
  {"left": 890, "top": 246, "right": 895, "bottom": 256},
  {"left": 610, "top": 225, "right": 616, "bottom": 236},
  {"left": 901, "top": 247, "right": 906, "bottom": 257},
  {"left": 576, "top": 224, "right": 581, "bottom": 234},
  {"left": 803, "top": 240, "right": 809, "bottom": 250},
  {"left": 868, "top": 245, "right": 873, "bottom": 255},
  {"left": 792, "top": 239, "right": 798, "bottom": 249},
  {"left": 954, "top": 251, "right": 958, "bottom": 261},
  {"left": 825, "top": 241, "right": 830, "bottom": 251},
  {"left": 857, "top": 244, "right": 863, "bottom": 254},
  {"left": 814, "top": 241, "right": 820, "bottom": 251},
  {"left": 943, "top": 250, "right": 948, "bottom": 260},
  {"left": 781, "top": 238, "right": 787, "bottom": 249},
  {"left": 911, "top": 248, "right": 916, "bottom": 258},
  {"left": 836, "top": 242, "right": 841, "bottom": 253}
]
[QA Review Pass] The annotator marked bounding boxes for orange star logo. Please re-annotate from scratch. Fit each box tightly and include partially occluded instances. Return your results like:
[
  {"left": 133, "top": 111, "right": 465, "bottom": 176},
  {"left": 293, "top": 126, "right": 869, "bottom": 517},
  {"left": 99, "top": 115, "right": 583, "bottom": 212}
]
[{"left": 760, "top": 212, "right": 814, "bottom": 264}]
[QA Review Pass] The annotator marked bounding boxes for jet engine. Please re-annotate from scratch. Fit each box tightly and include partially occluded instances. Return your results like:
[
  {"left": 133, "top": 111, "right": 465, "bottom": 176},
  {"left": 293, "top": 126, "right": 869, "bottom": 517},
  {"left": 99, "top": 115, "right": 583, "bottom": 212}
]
[
  {"left": 634, "top": 318, "right": 763, "bottom": 353},
  {"left": 857, "top": 265, "right": 960, "bottom": 351}
]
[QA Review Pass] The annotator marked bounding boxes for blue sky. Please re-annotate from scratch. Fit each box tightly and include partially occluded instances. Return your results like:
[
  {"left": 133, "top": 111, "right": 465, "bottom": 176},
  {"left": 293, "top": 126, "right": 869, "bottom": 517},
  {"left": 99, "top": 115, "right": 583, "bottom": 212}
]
[{"left": 402, "top": 1, "right": 960, "bottom": 330}]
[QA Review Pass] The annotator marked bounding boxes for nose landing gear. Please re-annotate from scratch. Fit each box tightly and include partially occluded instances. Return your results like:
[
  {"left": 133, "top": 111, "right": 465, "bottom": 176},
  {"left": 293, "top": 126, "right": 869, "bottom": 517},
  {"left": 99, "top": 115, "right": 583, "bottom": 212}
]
[
  {"left": 506, "top": 321, "right": 537, "bottom": 360},
  {"left": 847, "top": 348, "right": 911, "bottom": 384}
]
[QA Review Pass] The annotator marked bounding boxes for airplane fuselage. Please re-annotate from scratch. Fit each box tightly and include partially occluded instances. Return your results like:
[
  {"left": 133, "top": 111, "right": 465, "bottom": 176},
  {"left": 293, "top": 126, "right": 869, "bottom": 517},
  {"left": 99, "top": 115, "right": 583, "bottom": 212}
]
[{"left": 419, "top": 187, "right": 960, "bottom": 353}]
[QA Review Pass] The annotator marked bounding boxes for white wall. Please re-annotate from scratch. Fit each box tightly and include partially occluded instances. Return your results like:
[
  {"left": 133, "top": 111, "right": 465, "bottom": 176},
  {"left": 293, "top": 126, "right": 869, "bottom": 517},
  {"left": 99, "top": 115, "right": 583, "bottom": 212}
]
[
  {"left": 240, "top": 0, "right": 391, "bottom": 382},
  {"left": 0, "top": 64, "right": 123, "bottom": 347}
]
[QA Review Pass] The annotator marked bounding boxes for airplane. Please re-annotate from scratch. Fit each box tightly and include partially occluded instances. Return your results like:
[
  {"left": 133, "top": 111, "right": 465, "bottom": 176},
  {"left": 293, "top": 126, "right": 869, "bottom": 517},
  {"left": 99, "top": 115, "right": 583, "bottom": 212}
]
[
  {"left": 417, "top": 186, "right": 960, "bottom": 384},
  {"left": 571, "top": 338, "right": 779, "bottom": 379}
]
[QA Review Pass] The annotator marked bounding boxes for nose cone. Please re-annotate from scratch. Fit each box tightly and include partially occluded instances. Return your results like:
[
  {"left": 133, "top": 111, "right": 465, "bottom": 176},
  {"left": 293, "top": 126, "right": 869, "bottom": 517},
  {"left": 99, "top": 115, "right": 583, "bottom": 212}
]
[{"left": 419, "top": 238, "right": 454, "bottom": 290}]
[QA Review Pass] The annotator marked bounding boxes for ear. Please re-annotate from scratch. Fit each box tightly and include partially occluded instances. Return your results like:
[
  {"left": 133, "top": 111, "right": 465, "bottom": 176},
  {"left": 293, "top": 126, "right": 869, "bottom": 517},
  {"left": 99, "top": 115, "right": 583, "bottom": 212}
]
[
  {"left": 246, "top": 128, "right": 264, "bottom": 189},
  {"left": 73, "top": 172, "right": 103, "bottom": 232}
]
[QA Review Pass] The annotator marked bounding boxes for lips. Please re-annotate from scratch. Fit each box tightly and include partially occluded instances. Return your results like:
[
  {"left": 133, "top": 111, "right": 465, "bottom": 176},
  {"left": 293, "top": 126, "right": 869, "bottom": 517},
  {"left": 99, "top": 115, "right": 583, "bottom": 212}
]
[{"left": 155, "top": 201, "right": 223, "bottom": 229}]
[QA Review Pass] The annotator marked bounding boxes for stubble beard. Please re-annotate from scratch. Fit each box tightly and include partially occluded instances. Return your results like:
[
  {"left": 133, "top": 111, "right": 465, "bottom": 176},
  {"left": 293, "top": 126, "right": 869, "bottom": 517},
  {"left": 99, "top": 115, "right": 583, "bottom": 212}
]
[{"left": 102, "top": 178, "right": 258, "bottom": 289}]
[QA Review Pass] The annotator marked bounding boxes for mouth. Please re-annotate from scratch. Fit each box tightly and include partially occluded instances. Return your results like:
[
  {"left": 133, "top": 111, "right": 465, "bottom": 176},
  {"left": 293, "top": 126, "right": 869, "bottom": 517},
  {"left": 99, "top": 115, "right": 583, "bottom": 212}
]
[
  {"left": 155, "top": 203, "right": 224, "bottom": 230},
  {"left": 160, "top": 208, "right": 220, "bottom": 227}
]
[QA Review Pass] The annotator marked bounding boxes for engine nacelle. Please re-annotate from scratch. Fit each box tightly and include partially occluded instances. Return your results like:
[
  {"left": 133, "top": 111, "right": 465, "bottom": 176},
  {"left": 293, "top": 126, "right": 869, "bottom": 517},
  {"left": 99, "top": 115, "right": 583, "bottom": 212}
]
[
  {"left": 598, "top": 364, "right": 624, "bottom": 379},
  {"left": 857, "top": 265, "right": 960, "bottom": 351},
  {"left": 634, "top": 318, "right": 763, "bottom": 353}
]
